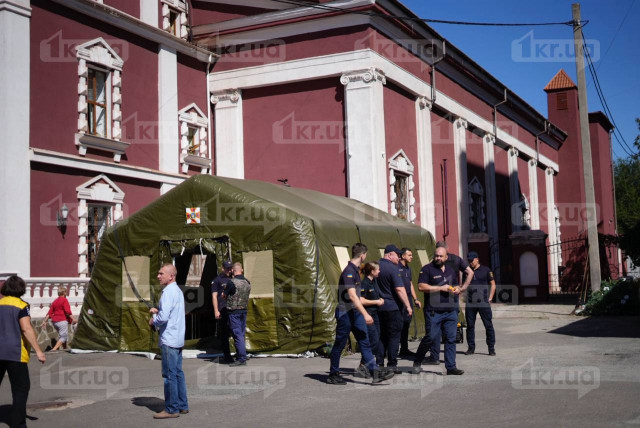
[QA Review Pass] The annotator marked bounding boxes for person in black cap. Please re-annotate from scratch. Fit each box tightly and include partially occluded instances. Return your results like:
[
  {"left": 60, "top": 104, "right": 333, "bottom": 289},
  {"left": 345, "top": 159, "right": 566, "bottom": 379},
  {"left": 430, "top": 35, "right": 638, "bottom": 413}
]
[
  {"left": 464, "top": 251, "right": 496, "bottom": 356},
  {"left": 398, "top": 248, "right": 421, "bottom": 358},
  {"left": 327, "top": 243, "right": 394, "bottom": 385},
  {"left": 211, "top": 260, "right": 233, "bottom": 363},
  {"left": 376, "top": 244, "right": 413, "bottom": 373}
]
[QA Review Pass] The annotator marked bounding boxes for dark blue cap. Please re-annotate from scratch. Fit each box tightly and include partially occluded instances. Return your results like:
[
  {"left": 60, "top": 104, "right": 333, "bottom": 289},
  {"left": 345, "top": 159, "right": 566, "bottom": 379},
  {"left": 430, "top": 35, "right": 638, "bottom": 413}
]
[
  {"left": 467, "top": 251, "right": 479, "bottom": 261},
  {"left": 384, "top": 244, "right": 401, "bottom": 254}
]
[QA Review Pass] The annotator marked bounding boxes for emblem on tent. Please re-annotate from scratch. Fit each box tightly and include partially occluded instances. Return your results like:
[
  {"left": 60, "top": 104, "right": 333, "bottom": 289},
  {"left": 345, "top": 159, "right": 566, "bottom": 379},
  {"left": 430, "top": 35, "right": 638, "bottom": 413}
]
[{"left": 186, "top": 207, "right": 201, "bottom": 224}]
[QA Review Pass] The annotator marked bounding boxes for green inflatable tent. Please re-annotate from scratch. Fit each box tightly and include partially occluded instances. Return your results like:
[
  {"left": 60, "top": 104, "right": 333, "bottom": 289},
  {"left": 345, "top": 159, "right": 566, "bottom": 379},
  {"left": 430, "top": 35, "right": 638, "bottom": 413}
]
[{"left": 72, "top": 175, "right": 435, "bottom": 354}]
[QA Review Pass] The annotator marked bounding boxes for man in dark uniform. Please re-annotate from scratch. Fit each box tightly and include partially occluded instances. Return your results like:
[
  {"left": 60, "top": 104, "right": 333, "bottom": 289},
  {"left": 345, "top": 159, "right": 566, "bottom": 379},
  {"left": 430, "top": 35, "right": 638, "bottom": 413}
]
[
  {"left": 413, "top": 246, "right": 464, "bottom": 375},
  {"left": 464, "top": 251, "right": 497, "bottom": 356},
  {"left": 355, "top": 261, "right": 384, "bottom": 378},
  {"left": 377, "top": 244, "right": 413, "bottom": 373},
  {"left": 226, "top": 262, "right": 251, "bottom": 366},
  {"left": 327, "top": 243, "right": 394, "bottom": 385},
  {"left": 211, "top": 260, "right": 233, "bottom": 363},
  {"left": 398, "top": 248, "right": 421, "bottom": 358}
]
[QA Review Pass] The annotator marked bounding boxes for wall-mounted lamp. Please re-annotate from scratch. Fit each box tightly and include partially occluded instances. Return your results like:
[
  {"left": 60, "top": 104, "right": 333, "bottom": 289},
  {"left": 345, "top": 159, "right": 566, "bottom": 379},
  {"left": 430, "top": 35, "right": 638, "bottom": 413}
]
[{"left": 57, "top": 204, "right": 69, "bottom": 228}]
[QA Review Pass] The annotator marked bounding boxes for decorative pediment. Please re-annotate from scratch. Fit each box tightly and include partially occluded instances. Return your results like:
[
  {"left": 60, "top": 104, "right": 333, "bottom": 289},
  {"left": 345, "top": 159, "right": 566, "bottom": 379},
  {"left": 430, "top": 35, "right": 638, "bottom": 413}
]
[
  {"left": 76, "top": 174, "right": 125, "bottom": 203},
  {"left": 178, "top": 103, "right": 208, "bottom": 127},
  {"left": 469, "top": 176, "right": 484, "bottom": 195},
  {"left": 388, "top": 149, "right": 414, "bottom": 174},
  {"left": 76, "top": 38, "right": 124, "bottom": 70}
]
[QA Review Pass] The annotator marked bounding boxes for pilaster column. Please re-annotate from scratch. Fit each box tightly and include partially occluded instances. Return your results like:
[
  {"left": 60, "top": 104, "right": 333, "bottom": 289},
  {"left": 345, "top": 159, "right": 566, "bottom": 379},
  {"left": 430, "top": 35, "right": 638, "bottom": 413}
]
[
  {"left": 528, "top": 158, "right": 540, "bottom": 230},
  {"left": 158, "top": 45, "right": 179, "bottom": 194},
  {"left": 140, "top": 0, "right": 159, "bottom": 27},
  {"left": 453, "top": 117, "right": 469, "bottom": 257},
  {"left": 0, "top": 0, "right": 31, "bottom": 275},
  {"left": 340, "top": 68, "right": 387, "bottom": 211},
  {"left": 416, "top": 96, "right": 435, "bottom": 235},
  {"left": 545, "top": 167, "right": 560, "bottom": 291},
  {"left": 483, "top": 133, "right": 500, "bottom": 280},
  {"left": 507, "top": 146, "right": 520, "bottom": 232},
  {"left": 211, "top": 89, "right": 244, "bottom": 179}
]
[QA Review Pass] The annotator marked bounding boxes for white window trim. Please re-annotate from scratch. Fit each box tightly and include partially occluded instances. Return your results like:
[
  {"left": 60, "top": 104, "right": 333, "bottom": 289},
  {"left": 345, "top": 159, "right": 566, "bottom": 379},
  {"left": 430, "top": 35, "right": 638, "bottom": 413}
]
[
  {"left": 388, "top": 149, "right": 416, "bottom": 223},
  {"left": 76, "top": 38, "right": 125, "bottom": 162},
  {"left": 76, "top": 174, "right": 125, "bottom": 277},
  {"left": 468, "top": 176, "right": 487, "bottom": 234},
  {"left": 178, "top": 103, "right": 211, "bottom": 174},
  {"left": 161, "top": 0, "right": 188, "bottom": 39}
]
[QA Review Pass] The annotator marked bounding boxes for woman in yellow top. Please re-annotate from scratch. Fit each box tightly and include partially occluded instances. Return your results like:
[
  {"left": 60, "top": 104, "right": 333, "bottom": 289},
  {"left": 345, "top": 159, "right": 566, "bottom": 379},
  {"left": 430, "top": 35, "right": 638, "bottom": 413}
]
[{"left": 0, "top": 275, "right": 46, "bottom": 428}]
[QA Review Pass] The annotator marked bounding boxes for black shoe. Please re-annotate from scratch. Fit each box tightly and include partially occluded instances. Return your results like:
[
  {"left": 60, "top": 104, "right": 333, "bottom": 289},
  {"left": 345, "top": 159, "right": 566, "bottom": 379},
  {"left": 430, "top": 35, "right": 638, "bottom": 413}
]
[
  {"left": 399, "top": 349, "right": 416, "bottom": 358},
  {"left": 387, "top": 366, "right": 401, "bottom": 374},
  {"left": 488, "top": 350, "right": 496, "bottom": 356},
  {"left": 423, "top": 357, "right": 440, "bottom": 365},
  {"left": 229, "top": 360, "right": 246, "bottom": 367},
  {"left": 411, "top": 364, "right": 422, "bottom": 374},
  {"left": 327, "top": 372, "right": 347, "bottom": 385},
  {"left": 221, "top": 357, "right": 234, "bottom": 364},
  {"left": 372, "top": 369, "right": 395, "bottom": 383},
  {"left": 447, "top": 368, "right": 465, "bottom": 375},
  {"left": 465, "top": 348, "right": 475, "bottom": 355},
  {"left": 354, "top": 364, "right": 372, "bottom": 379}
]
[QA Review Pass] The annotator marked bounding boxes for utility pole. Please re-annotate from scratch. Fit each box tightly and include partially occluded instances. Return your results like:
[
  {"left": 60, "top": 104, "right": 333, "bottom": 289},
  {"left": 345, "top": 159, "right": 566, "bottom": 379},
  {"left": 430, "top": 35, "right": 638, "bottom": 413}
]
[{"left": 572, "top": 3, "right": 601, "bottom": 292}]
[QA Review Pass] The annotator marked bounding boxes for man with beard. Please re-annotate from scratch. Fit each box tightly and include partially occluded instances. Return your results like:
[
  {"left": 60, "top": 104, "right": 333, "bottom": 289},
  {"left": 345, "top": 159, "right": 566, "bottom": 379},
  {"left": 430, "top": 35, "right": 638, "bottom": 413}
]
[
  {"left": 412, "top": 247, "right": 464, "bottom": 375},
  {"left": 398, "top": 248, "right": 421, "bottom": 358}
]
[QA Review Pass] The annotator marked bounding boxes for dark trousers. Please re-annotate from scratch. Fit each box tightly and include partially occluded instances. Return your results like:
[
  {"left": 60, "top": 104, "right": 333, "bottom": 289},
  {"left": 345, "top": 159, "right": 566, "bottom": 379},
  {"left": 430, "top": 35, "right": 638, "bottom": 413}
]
[
  {"left": 329, "top": 309, "right": 376, "bottom": 375},
  {"left": 378, "top": 310, "right": 403, "bottom": 368},
  {"left": 360, "top": 312, "right": 382, "bottom": 366},
  {"left": 428, "top": 310, "right": 458, "bottom": 370},
  {"left": 228, "top": 310, "right": 248, "bottom": 362},
  {"left": 0, "top": 360, "right": 30, "bottom": 428},
  {"left": 400, "top": 318, "right": 412, "bottom": 352},
  {"left": 217, "top": 309, "right": 231, "bottom": 359},
  {"left": 465, "top": 305, "right": 495, "bottom": 351},
  {"left": 414, "top": 307, "right": 433, "bottom": 363}
]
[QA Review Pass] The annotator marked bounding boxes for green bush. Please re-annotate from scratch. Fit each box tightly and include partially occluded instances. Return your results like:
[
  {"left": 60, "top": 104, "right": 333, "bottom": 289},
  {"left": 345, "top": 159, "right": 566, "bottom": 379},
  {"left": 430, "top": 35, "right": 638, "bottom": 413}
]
[{"left": 582, "top": 278, "right": 640, "bottom": 316}]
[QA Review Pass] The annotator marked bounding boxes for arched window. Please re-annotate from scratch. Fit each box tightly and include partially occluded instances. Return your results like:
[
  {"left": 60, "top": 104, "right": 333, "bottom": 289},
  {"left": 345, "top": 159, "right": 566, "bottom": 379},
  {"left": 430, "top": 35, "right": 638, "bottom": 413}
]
[
  {"left": 388, "top": 150, "right": 416, "bottom": 223},
  {"left": 468, "top": 177, "right": 486, "bottom": 233}
]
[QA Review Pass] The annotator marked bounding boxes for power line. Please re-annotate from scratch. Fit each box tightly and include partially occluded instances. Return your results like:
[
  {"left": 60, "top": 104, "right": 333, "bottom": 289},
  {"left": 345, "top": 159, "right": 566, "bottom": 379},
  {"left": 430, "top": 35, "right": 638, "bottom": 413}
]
[
  {"left": 582, "top": 33, "right": 638, "bottom": 157},
  {"left": 272, "top": 0, "right": 580, "bottom": 27},
  {"left": 596, "top": 0, "right": 635, "bottom": 72}
]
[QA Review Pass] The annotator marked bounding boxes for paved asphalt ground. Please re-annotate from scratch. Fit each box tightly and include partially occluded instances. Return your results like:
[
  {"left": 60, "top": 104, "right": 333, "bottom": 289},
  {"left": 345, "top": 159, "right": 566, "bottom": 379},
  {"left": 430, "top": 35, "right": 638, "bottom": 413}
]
[{"left": 2, "top": 304, "right": 639, "bottom": 428}]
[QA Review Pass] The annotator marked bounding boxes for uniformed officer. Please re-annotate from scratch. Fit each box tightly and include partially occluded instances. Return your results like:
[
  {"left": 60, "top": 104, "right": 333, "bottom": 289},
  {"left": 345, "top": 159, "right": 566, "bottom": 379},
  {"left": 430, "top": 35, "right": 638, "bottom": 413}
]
[
  {"left": 464, "top": 251, "right": 497, "bottom": 356},
  {"left": 377, "top": 244, "right": 413, "bottom": 373},
  {"left": 398, "top": 248, "right": 421, "bottom": 358},
  {"left": 413, "top": 246, "right": 464, "bottom": 375},
  {"left": 211, "top": 260, "right": 233, "bottom": 363},
  {"left": 226, "top": 262, "right": 251, "bottom": 366},
  {"left": 327, "top": 243, "right": 395, "bottom": 385},
  {"left": 355, "top": 261, "right": 385, "bottom": 378}
]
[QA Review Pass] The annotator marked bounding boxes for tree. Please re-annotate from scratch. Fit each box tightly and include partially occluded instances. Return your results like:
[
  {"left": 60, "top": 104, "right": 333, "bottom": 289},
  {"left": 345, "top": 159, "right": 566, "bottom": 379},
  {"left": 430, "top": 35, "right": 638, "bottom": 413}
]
[{"left": 616, "top": 118, "right": 640, "bottom": 265}]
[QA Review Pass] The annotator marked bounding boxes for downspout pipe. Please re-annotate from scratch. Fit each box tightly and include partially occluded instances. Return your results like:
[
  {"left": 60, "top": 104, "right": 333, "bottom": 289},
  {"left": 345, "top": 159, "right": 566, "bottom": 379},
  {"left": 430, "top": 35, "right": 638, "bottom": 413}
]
[
  {"left": 205, "top": 53, "right": 217, "bottom": 174},
  {"left": 534, "top": 121, "right": 548, "bottom": 164},
  {"left": 430, "top": 41, "right": 446, "bottom": 104},
  {"left": 493, "top": 89, "right": 508, "bottom": 140}
]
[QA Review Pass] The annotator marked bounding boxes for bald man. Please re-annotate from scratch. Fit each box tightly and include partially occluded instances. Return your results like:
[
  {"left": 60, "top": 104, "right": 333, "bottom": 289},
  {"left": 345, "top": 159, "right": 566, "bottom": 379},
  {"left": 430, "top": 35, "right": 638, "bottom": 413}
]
[{"left": 149, "top": 263, "right": 188, "bottom": 419}]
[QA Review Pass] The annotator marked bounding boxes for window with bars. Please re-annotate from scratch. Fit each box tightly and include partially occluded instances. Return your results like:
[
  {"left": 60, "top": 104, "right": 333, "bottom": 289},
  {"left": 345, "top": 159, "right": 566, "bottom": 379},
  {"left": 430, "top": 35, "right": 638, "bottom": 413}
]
[
  {"left": 87, "top": 68, "right": 108, "bottom": 137},
  {"left": 88, "top": 204, "right": 112, "bottom": 273},
  {"left": 393, "top": 172, "right": 409, "bottom": 221},
  {"left": 169, "top": 9, "right": 179, "bottom": 36},
  {"left": 187, "top": 126, "right": 199, "bottom": 155}
]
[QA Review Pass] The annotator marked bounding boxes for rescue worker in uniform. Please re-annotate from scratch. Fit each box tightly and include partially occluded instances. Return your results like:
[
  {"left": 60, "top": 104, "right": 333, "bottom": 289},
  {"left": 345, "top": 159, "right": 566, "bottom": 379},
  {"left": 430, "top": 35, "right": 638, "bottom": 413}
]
[
  {"left": 355, "top": 261, "right": 384, "bottom": 378},
  {"left": 464, "top": 251, "right": 497, "bottom": 356},
  {"left": 328, "top": 243, "right": 394, "bottom": 385},
  {"left": 398, "top": 248, "right": 421, "bottom": 358},
  {"left": 413, "top": 246, "right": 464, "bottom": 375},
  {"left": 225, "top": 262, "right": 251, "bottom": 366},
  {"left": 211, "top": 260, "right": 234, "bottom": 363}
]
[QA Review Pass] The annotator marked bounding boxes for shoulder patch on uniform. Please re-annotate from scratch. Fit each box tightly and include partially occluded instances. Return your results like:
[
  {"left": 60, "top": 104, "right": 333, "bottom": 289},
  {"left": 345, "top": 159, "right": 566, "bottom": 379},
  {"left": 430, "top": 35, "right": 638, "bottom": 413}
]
[{"left": 346, "top": 274, "right": 353, "bottom": 278}]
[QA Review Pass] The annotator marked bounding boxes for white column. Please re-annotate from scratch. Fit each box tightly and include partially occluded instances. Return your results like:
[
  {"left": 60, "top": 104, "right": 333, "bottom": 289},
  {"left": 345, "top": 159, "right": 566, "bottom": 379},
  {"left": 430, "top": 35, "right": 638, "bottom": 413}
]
[
  {"left": 140, "top": 0, "right": 158, "bottom": 27},
  {"left": 528, "top": 158, "right": 540, "bottom": 230},
  {"left": 483, "top": 133, "right": 500, "bottom": 279},
  {"left": 507, "top": 146, "right": 520, "bottom": 232},
  {"left": 0, "top": 0, "right": 31, "bottom": 276},
  {"left": 340, "top": 68, "right": 387, "bottom": 211},
  {"left": 545, "top": 167, "right": 559, "bottom": 291},
  {"left": 211, "top": 89, "right": 244, "bottom": 179},
  {"left": 416, "top": 96, "right": 435, "bottom": 235},
  {"left": 158, "top": 45, "right": 179, "bottom": 194},
  {"left": 453, "top": 117, "right": 469, "bottom": 257}
]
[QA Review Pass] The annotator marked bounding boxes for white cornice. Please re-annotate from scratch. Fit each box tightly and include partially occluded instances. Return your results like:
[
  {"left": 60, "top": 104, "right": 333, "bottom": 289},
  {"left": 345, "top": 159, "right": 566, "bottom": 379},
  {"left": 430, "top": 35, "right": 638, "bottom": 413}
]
[
  {"left": 0, "top": 0, "right": 31, "bottom": 17},
  {"left": 30, "top": 148, "right": 186, "bottom": 186},
  {"left": 49, "top": 0, "right": 216, "bottom": 62},
  {"left": 192, "top": 0, "right": 373, "bottom": 36},
  {"left": 209, "top": 49, "right": 559, "bottom": 172},
  {"left": 194, "top": 0, "right": 296, "bottom": 10}
]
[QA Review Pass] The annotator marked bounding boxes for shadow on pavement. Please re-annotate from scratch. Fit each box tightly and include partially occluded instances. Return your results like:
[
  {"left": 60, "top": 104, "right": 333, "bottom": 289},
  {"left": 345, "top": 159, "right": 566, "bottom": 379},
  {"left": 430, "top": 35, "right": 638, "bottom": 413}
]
[
  {"left": 131, "top": 397, "right": 165, "bottom": 413},
  {"left": 548, "top": 316, "right": 640, "bottom": 338},
  {"left": 0, "top": 404, "right": 38, "bottom": 425}
]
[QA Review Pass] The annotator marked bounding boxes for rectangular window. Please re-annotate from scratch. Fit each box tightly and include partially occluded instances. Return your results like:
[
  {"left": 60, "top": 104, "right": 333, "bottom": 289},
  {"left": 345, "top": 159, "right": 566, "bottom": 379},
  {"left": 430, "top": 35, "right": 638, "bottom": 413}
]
[
  {"left": 121, "top": 256, "right": 151, "bottom": 302},
  {"left": 169, "top": 10, "right": 179, "bottom": 36},
  {"left": 417, "top": 249, "right": 431, "bottom": 266},
  {"left": 242, "top": 250, "right": 274, "bottom": 298},
  {"left": 187, "top": 126, "right": 199, "bottom": 155},
  {"left": 333, "top": 246, "right": 351, "bottom": 270},
  {"left": 88, "top": 204, "right": 112, "bottom": 273},
  {"left": 556, "top": 92, "right": 568, "bottom": 110},
  {"left": 87, "top": 68, "right": 108, "bottom": 137},
  {"left": 394, "top": 172, "right": 409, "bottom": 220}
]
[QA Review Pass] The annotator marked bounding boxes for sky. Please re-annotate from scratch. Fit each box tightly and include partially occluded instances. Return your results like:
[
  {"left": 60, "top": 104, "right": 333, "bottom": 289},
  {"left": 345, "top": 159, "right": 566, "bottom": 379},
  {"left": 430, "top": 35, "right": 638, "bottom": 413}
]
[{"left": 401, "top": 0, "right": 639, "bottom": 160}]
